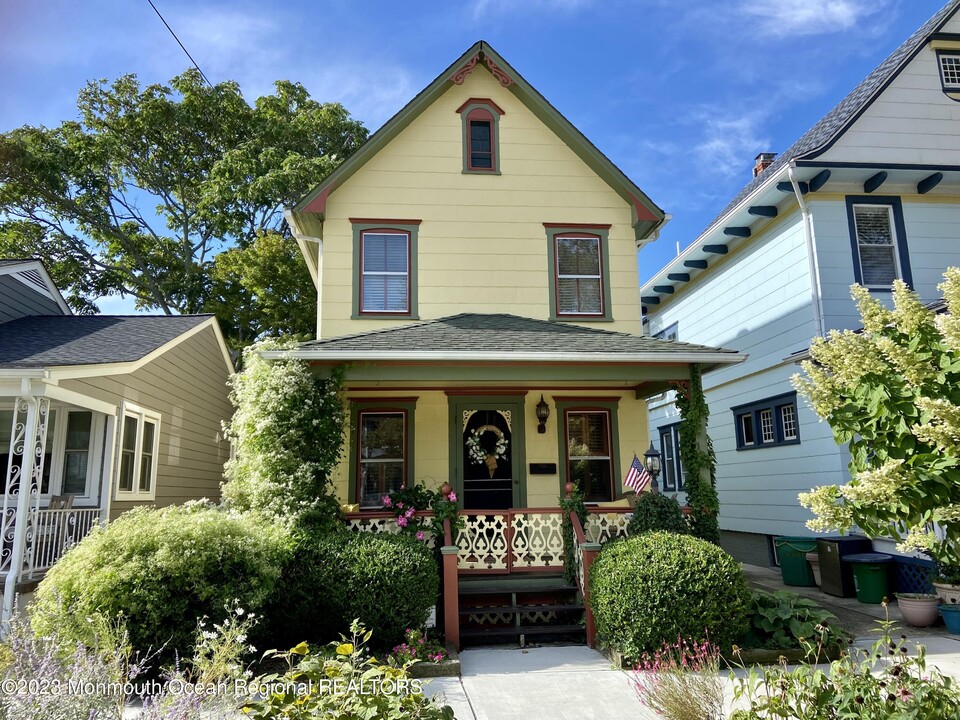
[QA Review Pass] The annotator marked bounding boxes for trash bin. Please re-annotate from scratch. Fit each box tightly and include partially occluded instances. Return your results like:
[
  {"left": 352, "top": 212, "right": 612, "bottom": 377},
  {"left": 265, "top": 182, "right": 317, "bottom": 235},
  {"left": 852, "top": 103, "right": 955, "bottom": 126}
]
[
  {"left": 844, "top": 553, "right": 893, "bottom": 604},
  {"left": 817, "top": 535, "right": 873, "bottom": 598},
  {"left": 806, "top": 551, "right": 822, "bottom": 587},
  {"left": 775, "top": 536, "right": 818, "bottom": 586}
]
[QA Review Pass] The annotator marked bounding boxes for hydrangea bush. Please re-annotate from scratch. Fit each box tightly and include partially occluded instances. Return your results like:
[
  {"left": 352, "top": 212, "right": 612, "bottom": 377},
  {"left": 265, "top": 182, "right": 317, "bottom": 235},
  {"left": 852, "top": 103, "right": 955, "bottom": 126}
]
[{"left": 222, "top": 337, "right": 346, "bottom": 525}]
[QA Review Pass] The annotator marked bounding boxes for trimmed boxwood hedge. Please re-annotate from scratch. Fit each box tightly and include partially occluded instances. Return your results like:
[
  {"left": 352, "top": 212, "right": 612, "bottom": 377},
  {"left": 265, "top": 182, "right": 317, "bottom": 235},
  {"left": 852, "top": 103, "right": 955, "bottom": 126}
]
[
  {"left": 264, "top": 530, "right": 440, "bottom": 649},
  {"left": 626, "top": 492, "right": 689, "bottom": 536},
  {"left": 589, "top": 531, "right": 750, "bottom": 660}
]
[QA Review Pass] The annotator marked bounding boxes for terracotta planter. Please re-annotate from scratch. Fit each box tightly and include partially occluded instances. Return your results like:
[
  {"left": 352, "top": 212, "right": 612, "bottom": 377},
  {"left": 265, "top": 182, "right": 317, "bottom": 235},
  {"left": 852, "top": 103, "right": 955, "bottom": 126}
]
[
  {"left": 933, "top": 581, "right": 960, "bottom": 605},
  {"left": 895, "top": 593, "right": 941, "bottom": 627}
]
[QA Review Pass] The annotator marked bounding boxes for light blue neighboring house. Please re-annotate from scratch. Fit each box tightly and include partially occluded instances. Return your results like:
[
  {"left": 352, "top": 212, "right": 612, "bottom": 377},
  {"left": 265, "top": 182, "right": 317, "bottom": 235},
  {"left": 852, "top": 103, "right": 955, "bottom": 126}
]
[{"left": 641, "top": 0, "right": 960, "bottom": 566}]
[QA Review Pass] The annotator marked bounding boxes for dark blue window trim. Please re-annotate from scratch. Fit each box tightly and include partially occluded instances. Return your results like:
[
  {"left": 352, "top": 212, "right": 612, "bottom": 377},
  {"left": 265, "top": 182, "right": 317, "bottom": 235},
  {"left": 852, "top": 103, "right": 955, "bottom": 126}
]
[
  {"left": 935, "top": 50, "right": 960, "bottom": 102},
  {"left": 654, "top": 322, "right": 678, "bottom": 341},
  {"left": 844, "top": 195, "right": 912, "bottom": 291},
  {"left": 731, "top": 392, "right": 801, "bottom": 451},
  {"left": 657, "top": 421, "right": 683, "bottom": 492}
]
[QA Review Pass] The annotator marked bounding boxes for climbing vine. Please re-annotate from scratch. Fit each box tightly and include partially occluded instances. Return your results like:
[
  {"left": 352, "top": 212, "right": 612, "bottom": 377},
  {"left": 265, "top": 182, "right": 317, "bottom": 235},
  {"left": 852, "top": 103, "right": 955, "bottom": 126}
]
[
  {"left": 560, "top": 488, "right": 588, "bottom": 583},
  {"left": 674, "top": 364, "right": 720, "bottom": 544}
]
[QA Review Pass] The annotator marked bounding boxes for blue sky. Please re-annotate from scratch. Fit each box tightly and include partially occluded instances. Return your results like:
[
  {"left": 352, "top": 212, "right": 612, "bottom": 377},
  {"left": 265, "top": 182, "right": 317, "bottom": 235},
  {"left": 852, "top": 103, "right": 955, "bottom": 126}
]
[{"left": 0, "top": 0, "right": 947, "bottom": 311}]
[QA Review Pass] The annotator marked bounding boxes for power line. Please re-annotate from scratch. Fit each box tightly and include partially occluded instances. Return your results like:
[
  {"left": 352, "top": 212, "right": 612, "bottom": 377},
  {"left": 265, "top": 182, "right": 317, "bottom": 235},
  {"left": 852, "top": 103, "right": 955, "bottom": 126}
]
[{"left": 145, "top": 0, "right": 213, "bottom": 87}]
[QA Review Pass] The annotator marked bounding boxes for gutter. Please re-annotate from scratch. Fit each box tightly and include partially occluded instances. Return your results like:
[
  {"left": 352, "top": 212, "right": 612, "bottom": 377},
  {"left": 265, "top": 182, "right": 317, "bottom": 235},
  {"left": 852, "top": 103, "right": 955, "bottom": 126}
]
[
  {"left": 260, "top": 349, "right": 746, "bottom": 365},
  {"left": 788, "top": 165, "right": 826, "bottom": 338}
]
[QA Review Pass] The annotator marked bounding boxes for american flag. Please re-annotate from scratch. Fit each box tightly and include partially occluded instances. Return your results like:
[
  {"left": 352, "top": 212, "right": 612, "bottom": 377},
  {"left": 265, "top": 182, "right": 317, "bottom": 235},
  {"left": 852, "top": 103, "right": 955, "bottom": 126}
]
[{"left": 624, "top": 453, "right": 652, "bottom": 492}]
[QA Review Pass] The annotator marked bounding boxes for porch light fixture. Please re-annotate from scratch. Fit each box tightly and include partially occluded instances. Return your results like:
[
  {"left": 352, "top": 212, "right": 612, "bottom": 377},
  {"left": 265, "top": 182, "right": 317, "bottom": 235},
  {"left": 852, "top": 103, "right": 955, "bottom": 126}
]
[
  {"left": 535, "top": 395, "right": 550, "bottom": 434},
  {"left": 643, "top": 441, "right": 662, "bottom": 493}
]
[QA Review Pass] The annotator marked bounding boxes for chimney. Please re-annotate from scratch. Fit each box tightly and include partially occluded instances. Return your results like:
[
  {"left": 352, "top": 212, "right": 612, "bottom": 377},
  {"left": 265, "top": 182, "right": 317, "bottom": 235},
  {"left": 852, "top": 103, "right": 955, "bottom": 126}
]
[{"left": 754, "top": 152, "right": 776, "bottom": 177}]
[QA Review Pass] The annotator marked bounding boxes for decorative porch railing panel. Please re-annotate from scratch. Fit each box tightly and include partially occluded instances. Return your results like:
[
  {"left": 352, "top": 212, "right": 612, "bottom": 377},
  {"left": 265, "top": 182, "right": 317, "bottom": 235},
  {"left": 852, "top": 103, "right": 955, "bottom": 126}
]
[
  {"left": 458, "top": 509, "right": 566, "bottom": 573},
  {"left": 23, "top": 508, "right": 102, "bottom": 578},
  {"left": 585, "top": 509, "right": 632, "bottom": 545},
  {"left": 343, "top": 511, "right": 436, "bottom": 549}
]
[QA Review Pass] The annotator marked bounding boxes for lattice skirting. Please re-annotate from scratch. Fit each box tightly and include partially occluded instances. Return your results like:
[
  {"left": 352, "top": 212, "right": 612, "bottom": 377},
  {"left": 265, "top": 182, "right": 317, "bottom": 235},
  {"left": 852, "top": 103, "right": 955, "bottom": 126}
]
[{"left": 466, "top": 607, "right": 560, "bottom": 626}]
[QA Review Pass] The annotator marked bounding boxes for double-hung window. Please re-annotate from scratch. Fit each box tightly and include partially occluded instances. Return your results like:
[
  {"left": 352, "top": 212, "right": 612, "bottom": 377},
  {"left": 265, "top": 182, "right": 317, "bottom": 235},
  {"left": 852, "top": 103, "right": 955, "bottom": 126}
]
[
  {"left": 545, "top": 225, "right": 613, "bottom": 320},
  {"left": 846, "top": 197, "right": 911, "bottom": 289},
  {"left": 565, "top": 410, "right": 614, "bottom": 502},
  {"left": 352, "top": 220, "right": 420, "bottom": 318},
  {"left": 732, "top": 393, "right": 801, "bottom": 450},
  {"left": 116, "top": 403, "right": 160, "bottom": 500},
  {"left": 357, "top": 411, "right": 406, "bottom": 508},
  {"left": 658, "top": 423, "right": 684, "bottom": 492}
]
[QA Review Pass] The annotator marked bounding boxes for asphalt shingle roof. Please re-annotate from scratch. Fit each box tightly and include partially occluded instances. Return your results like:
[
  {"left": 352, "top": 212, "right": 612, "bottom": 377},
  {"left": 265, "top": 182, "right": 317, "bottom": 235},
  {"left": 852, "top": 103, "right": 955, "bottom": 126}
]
[
  {"left": 704, "top": 0, "right": 960, "bottom": 234},
  {"left": 0, "top": 315, "right": 212, "bottom": 368},
  {"left": 298, "top": 313, "right": 735, "bottom": 357}
]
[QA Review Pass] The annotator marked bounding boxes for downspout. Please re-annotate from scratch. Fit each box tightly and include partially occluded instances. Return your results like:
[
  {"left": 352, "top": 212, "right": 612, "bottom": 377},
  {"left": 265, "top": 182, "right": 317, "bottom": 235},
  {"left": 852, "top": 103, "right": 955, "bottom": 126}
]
[{"left": 789, "top": 166, "right": 826, "bottom": 338}]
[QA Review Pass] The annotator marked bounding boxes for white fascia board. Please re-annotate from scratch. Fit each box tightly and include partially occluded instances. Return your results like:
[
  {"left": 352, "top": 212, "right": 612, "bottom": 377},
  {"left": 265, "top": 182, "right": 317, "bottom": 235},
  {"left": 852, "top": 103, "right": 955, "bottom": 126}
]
[
  {"left": 260, "top": 349, "right": 746, "bottom": 365},
  {"left": 284, "top": 208, "right": 321, "bottom": 287},
  {"left": 639, "top": 167, "right": 789, "bottom": 297}
]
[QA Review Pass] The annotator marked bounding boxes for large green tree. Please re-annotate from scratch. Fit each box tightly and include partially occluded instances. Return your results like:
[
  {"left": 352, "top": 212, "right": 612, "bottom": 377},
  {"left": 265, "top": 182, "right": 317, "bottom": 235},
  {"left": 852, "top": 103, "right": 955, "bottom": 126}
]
[{"left": 0, "top": 69, "right": 365, "bottom": 343}]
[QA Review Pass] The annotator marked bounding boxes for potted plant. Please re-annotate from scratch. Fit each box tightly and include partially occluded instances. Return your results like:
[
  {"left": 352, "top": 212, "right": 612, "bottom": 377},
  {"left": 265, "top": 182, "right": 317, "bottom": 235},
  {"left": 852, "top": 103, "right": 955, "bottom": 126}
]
[
  {"left": 895, "top": 592, "right": 941, "bottom": 627},
  {"left": 941, "top": 598, "right": 960, "bottom": 635},
  {"left": 933, "top": 560, "right": 960, "bottom": 605}
]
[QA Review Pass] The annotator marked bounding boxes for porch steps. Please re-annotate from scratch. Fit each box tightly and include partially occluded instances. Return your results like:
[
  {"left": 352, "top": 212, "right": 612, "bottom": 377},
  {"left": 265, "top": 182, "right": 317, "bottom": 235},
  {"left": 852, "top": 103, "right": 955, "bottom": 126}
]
[{"left": 457, "top": 574, "right": 585, "bottom": 646}]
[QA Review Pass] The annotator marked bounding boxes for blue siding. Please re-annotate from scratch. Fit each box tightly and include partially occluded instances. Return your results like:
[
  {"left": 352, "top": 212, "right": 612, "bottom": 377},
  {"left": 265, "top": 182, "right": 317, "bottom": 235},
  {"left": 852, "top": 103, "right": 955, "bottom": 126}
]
[{"left": 0, "top": 275, "right": 62, "bottom": 323}]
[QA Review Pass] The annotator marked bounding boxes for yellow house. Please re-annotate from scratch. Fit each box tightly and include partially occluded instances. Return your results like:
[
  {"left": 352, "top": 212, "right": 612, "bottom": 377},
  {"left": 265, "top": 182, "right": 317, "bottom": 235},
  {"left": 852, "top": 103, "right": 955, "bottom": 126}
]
[{"left": 281, "top": 41, "right": 742, "bottom": 515}]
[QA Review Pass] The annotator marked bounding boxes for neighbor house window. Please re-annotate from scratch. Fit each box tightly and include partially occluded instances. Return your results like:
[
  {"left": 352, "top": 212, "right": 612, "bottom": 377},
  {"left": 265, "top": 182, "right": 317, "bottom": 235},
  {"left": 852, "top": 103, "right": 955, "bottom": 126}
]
[
  {"left": 457, "top": 98, "right": 503, "bottom": 173},
  {"left": 846, "top": 197, "right": 911, "bottom": 289},
  {"left": 654, "top": 323, "right": 678, "bottom": 341},
  {"left": 565, "top": 410, "right": 614, "bottom": 502},
  {"left": 357, "top": 411, "right": 406, "bottom": 508},
  {"left": 116, "top": 403, "right": 159, "bottom": 500},
  {"left": 938, "top": 52, "right": 960, "bottom": 89},
  {"left": 732, "top": 393, "right": 801, "bottom": 450},
  {"left": 351, "top": 221, "right": 420, "bottom": 319},
  {"left": 658, "top": 422, "right": 684, "bottom": 492}
]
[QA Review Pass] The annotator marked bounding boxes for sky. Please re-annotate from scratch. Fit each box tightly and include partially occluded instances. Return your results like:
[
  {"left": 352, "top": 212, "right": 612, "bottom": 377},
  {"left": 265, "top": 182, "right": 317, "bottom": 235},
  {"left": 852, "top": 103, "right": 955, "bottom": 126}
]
[{"left": 0, "top": 0, "right": 949, "bottom": 311}]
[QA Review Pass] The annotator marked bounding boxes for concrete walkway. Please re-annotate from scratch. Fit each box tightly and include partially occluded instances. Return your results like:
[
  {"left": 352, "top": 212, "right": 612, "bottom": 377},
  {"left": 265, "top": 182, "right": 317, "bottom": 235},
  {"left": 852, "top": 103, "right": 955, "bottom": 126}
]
[{"left": 425, "top": 564, "right": 960, "bottom": 719}]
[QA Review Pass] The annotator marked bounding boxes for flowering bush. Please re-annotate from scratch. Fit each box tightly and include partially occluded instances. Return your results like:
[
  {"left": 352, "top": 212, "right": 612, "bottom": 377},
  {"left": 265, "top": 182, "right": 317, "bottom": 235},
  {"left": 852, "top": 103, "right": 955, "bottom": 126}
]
[
  {"left": 793, "top": 271, "right": 960, "bottom": 570},
  {"left": 633, "top": 638, "right": 723, "bottom": 720},
  {"left": 243, "top": 620, "right": 455, "bottom": 720},
  {"left": 222, "top": 337, "right": 346, "bottom": 526},
  {"left": 390, "top": 628, "right": 449, "bottom": 665},
  {"left": 32, "top": 502, "right": 290, "bottom": 664},
  {"left": 382, "top": 484, "right": 461, "bottom": 542}
]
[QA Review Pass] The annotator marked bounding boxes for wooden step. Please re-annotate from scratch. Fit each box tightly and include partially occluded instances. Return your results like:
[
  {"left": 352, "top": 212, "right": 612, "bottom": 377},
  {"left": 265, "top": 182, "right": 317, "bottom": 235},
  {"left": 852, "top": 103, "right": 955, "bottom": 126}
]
[
  {"left": 460, "top": 602, "right": 583, "bottom": 615},
  {"left": 458, "top": 576, "right": 577, "bottom": 596},
  {"left": 460, "top": 624, "right": 585, "bottom": 639}
]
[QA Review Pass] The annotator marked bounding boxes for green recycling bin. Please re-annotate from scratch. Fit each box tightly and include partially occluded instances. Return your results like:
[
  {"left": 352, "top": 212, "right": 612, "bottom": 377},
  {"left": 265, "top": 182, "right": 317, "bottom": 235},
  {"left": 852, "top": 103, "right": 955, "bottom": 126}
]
[
  {"left": 775, "top": 536, "right": 818, "bottom": 586},
  {"left": 844, "top": 553, "right": 893, "bottom": 604}
]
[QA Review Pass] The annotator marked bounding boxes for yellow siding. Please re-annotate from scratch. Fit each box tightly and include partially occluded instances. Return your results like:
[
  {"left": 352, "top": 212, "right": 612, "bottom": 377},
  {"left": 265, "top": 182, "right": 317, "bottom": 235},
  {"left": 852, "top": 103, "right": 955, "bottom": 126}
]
[
  {"left": 320, "top": 67, "right": 640, "bottom": 338},
  {"left": 337, "top": 388, "right": 648, "bottom": 508},
  {"left": 59, "top": 327, "right": 233, "bottom": 519}
]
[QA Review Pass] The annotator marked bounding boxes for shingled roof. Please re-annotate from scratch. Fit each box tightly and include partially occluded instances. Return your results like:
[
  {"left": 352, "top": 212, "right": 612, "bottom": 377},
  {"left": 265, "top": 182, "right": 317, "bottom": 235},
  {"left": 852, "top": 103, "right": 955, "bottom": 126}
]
[
  {"left": 0, "top": 315, "right": 213, "bottom": 368},
  {"left": 291, "top": 313, "right": 740, "bottom": 364},
  {"left": 705, "top": 0, "right": 960, "bottom": 232}
]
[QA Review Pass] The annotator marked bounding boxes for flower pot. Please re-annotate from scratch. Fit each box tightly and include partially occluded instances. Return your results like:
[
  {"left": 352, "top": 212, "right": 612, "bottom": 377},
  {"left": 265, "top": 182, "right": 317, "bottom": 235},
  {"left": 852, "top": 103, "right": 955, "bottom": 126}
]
[
  {"left": 933, "top": 581, "right": 960, "bottom": 605},
  {"left": 895, "top": 593, "right": 941, "bottom": 627},
  {"left": 940, "top": 603, "right": 960, "bottom": 634},
  {"left": 806, "top": 551, "right": 822, "bottom": 588}
]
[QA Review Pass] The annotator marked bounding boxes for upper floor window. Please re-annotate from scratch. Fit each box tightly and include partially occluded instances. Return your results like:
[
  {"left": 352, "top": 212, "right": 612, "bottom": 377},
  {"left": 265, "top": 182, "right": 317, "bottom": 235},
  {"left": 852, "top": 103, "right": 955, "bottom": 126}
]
[
  {"left": 654, "top": 323, "right": 678, "bottom": 342},
  {"left": 845, "top": 196, "right": 912, "bottom": 290},
  {"left": 456, "top": 98, "right": 504, "bottom": 174},
  {"left": 938, "top": 52, "right": 960, "bottom": 90},
  {"left": 732, "top": 392, "right": 800, "bottom": 450},
  {"left": 351, "top": 220, "right": 421, "bottom": 319},
  {"left": 116, "top": 402, "right": 160, "bottom": 500},
  {"left": 544, "top": 224, "right": 613, "bottom": 321}
]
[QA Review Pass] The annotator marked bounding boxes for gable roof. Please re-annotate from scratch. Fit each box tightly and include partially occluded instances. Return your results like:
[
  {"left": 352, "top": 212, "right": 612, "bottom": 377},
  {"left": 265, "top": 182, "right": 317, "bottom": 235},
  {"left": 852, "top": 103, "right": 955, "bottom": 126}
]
[
  {"left": 274, "top": 313, "right": 741, "bottom": 368},
  {"left": 290, "top": 41, "right": 664, "bottom": 244},
  {"left": 0, "top": 315, "right": 214, "bottom": 368},
  {"left": 0, "top": 258, "right": 72, "bottom": 315}
]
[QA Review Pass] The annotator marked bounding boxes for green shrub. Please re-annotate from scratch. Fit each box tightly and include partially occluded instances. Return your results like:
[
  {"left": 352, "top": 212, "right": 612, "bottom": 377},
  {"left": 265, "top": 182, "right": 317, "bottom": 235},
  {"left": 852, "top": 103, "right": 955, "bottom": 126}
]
[
  {"left": 627, "top": 492, "right": 689, "bottom": 536},
  {"left": 264, "top": 530, "right": 439, "bottom": 649},
  {"left": 32, "top": 503, "right": 290, "bottom": 661},
  {"left": 589, "top": 532, "right": 750, "bottom": 660},
  {"left": 745, "top": 590, "right": 850, "bottom": 651}
]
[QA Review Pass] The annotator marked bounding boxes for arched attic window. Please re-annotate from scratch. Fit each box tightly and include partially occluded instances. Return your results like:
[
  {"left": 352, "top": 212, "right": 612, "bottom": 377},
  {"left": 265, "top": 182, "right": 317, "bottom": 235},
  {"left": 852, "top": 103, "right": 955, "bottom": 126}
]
[{"left": 456, "top": 98, "right": 504, "bottom": 174}]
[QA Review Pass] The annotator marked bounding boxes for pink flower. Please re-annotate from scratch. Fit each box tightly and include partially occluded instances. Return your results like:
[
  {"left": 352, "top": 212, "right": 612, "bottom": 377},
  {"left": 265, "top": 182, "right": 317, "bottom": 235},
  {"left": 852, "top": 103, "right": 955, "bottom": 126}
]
[
  {"left": 448, "top": 491, "right": 457, "bottom": 502},
  {"left": 397, "top": 516, "right": 408, "bottom": 527},
  {"left": 396, "top": 501, "right": 404, "bottom": 509},
  {"left": 382, "top": 496, "right": 392, "bottom": 507},
  {"left": 400, "top": 484, "right": 406, "bottom": 490},
  {"left": 405, "top": 507, "right": 415, "bottom": 518},
  {"left": 416, "top": 530, "right": 426, "bottom": 541}
]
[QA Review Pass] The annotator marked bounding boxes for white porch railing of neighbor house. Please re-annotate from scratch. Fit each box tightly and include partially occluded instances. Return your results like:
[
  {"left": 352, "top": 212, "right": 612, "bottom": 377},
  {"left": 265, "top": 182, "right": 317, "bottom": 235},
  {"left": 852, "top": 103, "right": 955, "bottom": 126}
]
[{"left": 23, "top": 508, "right": 102, "bottom": 578}]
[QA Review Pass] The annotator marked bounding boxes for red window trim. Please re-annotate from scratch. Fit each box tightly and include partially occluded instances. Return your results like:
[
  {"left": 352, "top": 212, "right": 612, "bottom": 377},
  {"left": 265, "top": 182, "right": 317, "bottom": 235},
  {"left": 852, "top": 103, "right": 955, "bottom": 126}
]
[
  {"left": 465, "top": 107, "right": 496, "bottom": 172},
  {"left": 356, "top": 408, "right": 408, "bottom": 509},
  {"left": 359, "top": 228, "right": 412, "bottom": 316},
  {"left": 554, "top": 232, "right": 605, "bottom": 318},
  {"left": 563, "top": 408, "right": 615, "bottom": 502}
]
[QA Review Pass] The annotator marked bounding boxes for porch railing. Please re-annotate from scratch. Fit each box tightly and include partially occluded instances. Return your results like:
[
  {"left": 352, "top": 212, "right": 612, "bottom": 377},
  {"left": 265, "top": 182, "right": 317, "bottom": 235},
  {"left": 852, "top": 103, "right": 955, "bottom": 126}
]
[{"left": 24, "top": 508, "right": 102, "bottom": 579}]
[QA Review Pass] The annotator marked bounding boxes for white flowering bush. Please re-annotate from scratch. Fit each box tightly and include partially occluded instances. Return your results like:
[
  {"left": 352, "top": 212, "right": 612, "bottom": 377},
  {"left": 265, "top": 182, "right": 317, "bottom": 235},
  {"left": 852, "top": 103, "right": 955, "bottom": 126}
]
[
  {"left": 31, "top": 503, "right": 290, "bottom": 663},
  {"left": 793, "top": 270, "right": 960, "bottom": 571},
  {"left": 222, "top": 337, "right": 346, "bottom": 525}
]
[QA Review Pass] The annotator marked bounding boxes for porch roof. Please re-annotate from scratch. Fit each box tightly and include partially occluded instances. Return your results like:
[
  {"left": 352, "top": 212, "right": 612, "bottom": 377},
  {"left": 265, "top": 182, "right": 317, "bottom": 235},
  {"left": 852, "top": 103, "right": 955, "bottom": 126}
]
[
  {"left": 276, "top": 313, "right": 742, "bottom": 369},
  {"left": 0, "top": 314, "right": 212, "bottom": 368}
]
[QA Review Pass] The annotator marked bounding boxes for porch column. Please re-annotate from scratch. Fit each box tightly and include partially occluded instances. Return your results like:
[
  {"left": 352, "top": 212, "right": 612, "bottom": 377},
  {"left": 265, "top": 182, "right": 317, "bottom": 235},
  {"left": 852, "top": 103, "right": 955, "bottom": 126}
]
[{"left": 2, "top": 394, "right": 50, "bottom": 625}]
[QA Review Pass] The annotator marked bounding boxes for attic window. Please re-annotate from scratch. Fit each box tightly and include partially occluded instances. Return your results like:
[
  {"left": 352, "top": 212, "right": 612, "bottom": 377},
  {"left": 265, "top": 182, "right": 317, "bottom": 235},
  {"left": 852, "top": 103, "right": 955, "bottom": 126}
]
[
  {"left": 456, "top": 98, "right": 504, "bottom": 174},
  {"left": 939, "top": 52, "right": 960, "bottom": 88}
]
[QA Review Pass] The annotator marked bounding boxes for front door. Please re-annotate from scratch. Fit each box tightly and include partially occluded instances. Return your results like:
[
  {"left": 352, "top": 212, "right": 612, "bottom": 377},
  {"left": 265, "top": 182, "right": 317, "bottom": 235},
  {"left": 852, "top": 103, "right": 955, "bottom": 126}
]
[{"left": 449, "top": 397, "right": 526, "bottom": 510}]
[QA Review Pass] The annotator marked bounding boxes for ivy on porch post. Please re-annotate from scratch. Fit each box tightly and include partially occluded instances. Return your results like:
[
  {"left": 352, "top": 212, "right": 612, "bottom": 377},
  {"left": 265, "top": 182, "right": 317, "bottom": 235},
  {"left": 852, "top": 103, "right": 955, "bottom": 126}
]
[{"left": 674, "top": 364, "right": 720, "bottom": 544}]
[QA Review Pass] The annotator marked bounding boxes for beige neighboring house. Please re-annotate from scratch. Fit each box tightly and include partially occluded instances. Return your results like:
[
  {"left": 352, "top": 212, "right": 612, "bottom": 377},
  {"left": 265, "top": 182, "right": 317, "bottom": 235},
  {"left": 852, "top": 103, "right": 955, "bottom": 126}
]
[{"left": 0, "top": 259, "right": 235, "bottom": 620}]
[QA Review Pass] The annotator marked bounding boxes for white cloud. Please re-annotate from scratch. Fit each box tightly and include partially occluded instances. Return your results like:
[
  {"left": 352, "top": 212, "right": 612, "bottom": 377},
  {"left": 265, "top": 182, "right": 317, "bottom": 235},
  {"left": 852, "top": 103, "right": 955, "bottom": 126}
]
[
  {"left": 691, "top": 111, "right": 771, "bottom": 181},
  {"left": 737, "top": 0, "right": 891, "bottom": 37}
]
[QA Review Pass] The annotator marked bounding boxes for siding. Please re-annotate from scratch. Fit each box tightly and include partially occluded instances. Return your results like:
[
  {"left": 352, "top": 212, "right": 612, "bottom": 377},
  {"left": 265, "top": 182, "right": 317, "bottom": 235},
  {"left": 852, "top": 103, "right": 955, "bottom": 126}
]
[
  {"left": 59, "top": 326, "right": 233, "bottom": 519},
  {"left": 0, "top": 275, "right": 62, "bottom": 323},
  {"left": 319, "top": 67, "right": 642, "bottom": 338}
]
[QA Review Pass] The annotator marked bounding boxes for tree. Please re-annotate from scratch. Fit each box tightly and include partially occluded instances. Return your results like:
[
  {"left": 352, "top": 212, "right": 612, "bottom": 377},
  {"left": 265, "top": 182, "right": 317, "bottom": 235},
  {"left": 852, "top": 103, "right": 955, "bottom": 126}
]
[
  {"left": 0, "top": 69, "right": 365, "bottom": 342},
  {"left": 793, "top": 270, "right": 960, "bottom": 570}
]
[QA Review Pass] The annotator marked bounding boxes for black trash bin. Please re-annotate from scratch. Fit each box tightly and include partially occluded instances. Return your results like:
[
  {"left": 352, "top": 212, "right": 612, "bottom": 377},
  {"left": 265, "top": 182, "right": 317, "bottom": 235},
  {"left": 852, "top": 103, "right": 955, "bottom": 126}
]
[{"left": 816, "top": 535, "right": 873, "bottom": 597}]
